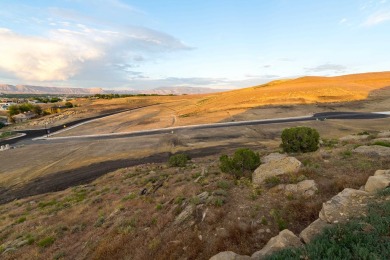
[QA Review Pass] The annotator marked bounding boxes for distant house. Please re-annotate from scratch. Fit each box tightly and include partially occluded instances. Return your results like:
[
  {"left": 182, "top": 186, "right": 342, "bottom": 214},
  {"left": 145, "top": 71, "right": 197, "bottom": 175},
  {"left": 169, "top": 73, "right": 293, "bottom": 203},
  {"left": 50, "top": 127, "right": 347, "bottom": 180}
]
[
  {"left": 0, "top": 102, "right": 16, "bottom": 111},
  {"left": 12, "top": 112, "right": 36, "bottom": 123}
]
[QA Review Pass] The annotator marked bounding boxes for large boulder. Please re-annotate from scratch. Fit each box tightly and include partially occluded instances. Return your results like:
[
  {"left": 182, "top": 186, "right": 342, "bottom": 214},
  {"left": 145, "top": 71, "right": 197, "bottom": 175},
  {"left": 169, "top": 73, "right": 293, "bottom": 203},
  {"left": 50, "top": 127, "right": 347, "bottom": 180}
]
[
  {"left": 365, "top": 174, "right": 390, "bottom": 193},
  {"left": 276, "top": 180, "right": 318, "bottom": 198},
  {"left": 353, "top": 145, "right": 390, "bottom": 157},
  {"left": 299, "top": 218, "right": 332, "bottom": 244},
  {"left": 319, "top": 188, "right": 370, "bottom": 224},
  {"left": 209, "top": 251, "right": 251, "bottom": 260},
  {"left": 261, "top": 153, "right": 287, "bottom": 164},
  {"left": 251, "top": 229, "right": 302, "bottom": 259},
  {"left": 375, "top": 169, "right": 390, "bottom": 176},
  {"left": 253, "top": 156, "right": 302, "bottom": 185}
]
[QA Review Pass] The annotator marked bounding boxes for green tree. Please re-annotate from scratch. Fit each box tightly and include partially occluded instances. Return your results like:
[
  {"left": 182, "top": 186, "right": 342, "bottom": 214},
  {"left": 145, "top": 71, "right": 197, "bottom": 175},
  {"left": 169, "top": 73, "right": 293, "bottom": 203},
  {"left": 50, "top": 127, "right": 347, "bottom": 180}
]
[
  {"left": 281, "top": 126, "right": 320, "bottom": 153},
  {"left": 8, "top": 104, "right": 20, "bottom": 116},
  {"left": 0, "top": 121, "right": 5, "bottom": 129}
]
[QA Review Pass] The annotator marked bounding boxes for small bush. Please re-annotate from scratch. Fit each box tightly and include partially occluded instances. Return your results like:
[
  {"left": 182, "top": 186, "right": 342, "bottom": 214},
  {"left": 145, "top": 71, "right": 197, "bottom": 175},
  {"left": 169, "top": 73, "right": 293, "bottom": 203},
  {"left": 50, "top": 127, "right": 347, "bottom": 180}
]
[
  {"left": 373, "top": 141, "right": 390, "bottom": 147},
  {"left": 16, "top": 216, "right": 26, "bottom": 223},
  {"left": 37, "top": 236, "right": 55, "bottom": 248},
  {"left": 219, "top": 148, "right": 260, "bottom": 179},
  {"left": 168, "top": 153, "right": 190, "bottom": 167},
  {"left": 64, "top": 101, "right": 73, "bottom": 108},
  {"left": 281, "top": 127, "right": 320, "bottom": 153},
  {"left": 0, "top": 122, "right": 5, "bottom": 129}
]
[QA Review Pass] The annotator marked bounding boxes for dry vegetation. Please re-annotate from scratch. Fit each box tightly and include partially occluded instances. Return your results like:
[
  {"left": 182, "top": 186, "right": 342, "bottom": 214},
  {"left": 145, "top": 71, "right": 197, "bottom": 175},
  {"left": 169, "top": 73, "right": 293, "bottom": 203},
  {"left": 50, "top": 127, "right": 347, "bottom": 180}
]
[{"left": 1, "top": 132, "right": 389, "bottom": 259}]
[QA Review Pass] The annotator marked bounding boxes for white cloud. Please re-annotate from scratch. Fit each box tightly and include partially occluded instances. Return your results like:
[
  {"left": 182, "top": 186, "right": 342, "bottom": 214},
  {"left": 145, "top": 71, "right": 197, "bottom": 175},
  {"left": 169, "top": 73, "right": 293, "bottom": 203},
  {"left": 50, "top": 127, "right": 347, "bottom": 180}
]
[
  {"left": 339, "top": 18, "right": 347, "bottom": 24},
  {"left": 305, "top": 63, "right": 347, "bottom": 73},
  {"left": 0, "top": 23, "right": 190, "bottom": 82},
  {"left": 363, "top": 10, "right": 390, "bottom": 26}
]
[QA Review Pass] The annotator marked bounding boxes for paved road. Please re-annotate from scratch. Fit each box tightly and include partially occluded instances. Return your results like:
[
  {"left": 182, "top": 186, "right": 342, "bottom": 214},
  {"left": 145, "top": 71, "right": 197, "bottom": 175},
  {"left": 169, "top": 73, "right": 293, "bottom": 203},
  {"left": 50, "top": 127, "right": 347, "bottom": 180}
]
[
  {"left": 0, "top": 105, "right": 156, "bottom": 146},
  {"left": 1, "top": 111, "right": 389, "bottom": 146}
]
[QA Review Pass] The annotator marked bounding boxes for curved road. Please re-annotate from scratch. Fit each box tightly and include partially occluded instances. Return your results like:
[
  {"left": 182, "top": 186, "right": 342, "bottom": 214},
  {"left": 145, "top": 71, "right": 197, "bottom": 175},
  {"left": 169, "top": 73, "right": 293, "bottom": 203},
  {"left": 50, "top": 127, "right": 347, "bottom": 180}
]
[{"left": 2, "top": 111, "right": 390, "bottom": 146}]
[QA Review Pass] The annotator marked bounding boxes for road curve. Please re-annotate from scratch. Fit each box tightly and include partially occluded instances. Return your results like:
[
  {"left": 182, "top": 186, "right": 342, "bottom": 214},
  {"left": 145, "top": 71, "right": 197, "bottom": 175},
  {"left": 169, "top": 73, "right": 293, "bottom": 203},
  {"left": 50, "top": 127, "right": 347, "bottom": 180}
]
[{"left": 37, "top": 111, "right": 390, "bottom": 143}]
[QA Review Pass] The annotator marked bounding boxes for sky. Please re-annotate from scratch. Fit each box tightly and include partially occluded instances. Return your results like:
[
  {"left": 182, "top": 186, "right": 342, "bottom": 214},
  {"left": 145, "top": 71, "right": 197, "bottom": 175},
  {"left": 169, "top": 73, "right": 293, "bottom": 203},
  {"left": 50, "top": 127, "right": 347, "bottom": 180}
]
[{"left": 0, "top": 0, "right": 390, "bottom": 90}]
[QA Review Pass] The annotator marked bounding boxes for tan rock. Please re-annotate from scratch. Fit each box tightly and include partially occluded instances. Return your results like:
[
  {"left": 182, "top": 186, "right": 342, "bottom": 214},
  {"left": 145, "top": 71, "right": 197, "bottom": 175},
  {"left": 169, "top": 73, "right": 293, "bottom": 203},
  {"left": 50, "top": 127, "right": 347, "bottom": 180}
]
[
  {"left": 319, "top": 188, "right": 369, "bottom": 224},
  {"left": 374, "top": 169, "right": 390, "bottom": 176},
  {"left": 209, "top": 251, "right": 251, "bottom": 260},
  {"left": 353, "top": 145, "right": 390, "bottom": 157},
  {"left": 299, "top": 218, "right": 332, "bottom": 244},
  {"left": 251, "top": 229, "right": 302, "bottom": 259},
  {"left": 365, "top": 175, "right": 390, "bottom": 193},
  {"left": 261, "top": 153, "right": 287, "bottom": 164},
  {"left": 253, "top": 156, "right": 302, "bottom": 185}
]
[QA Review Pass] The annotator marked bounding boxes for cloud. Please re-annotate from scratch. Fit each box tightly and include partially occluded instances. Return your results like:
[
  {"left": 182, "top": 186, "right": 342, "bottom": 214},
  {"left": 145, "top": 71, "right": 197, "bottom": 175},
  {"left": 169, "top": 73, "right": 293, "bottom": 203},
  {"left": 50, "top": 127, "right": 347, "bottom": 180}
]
[
  {"left": 339, "top": 18, "right": 347, "bottom": 24},
  {"left": 363, "top": 10, "right": 390, "bottom": 26},
  {"left": 0, "top": 23, "right": 191, "bottom": 82},
  {"left": 305, "top": 63, "right": 347, "bottom": 73}
]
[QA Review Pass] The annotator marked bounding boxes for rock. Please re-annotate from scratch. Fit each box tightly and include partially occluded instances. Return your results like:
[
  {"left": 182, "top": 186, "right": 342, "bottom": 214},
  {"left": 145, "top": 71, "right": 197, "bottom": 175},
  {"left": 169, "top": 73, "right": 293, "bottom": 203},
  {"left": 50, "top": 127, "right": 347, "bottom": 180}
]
[
  {"left": 251, "top": 229, "right": 302, "bottom": 259},
  {"left": 319, "top": 188, "right": 369, "bottom": 224},
  {"left": 261, "top": 153, "right": 287, "bottom": 164},
  {"left": 209, "top": 251, "right": 251, "bottom": 260},
  {"left": 174, "top": 205, "right": 195, "bottom": 225},
  {"left": 196, "top": 191, "right": 209, "bottom": 204},
  {"left": 299, "top": 218, "right": 332, "bottom": 244},
  {"left": 374, "top": 169, "right": 390, "bottom": 176},
  {"left": 296, "top": 180, "right": 318, "bottom": 197},
  {"left": 277, "top": 180, "right": 318, "bottom": 197},
  {"left": 340, "top": 134, "right": 369, "bottom": 142},
  {"left": 253, "top": 156, "right": 302, "bottom": 185},
  {"left": 365, "top": 175, "right": 390, "bottom": 193},
  {"left": 353, "top": 145, "right": 390, "bottom": 157}
]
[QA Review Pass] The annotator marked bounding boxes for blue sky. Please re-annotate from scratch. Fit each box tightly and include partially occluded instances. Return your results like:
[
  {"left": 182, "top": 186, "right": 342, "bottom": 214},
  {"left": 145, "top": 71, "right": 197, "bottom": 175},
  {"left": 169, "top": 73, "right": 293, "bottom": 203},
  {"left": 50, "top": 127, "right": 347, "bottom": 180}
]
[{"left": 0, "top": 0, "right": 389, "bottom": 90}]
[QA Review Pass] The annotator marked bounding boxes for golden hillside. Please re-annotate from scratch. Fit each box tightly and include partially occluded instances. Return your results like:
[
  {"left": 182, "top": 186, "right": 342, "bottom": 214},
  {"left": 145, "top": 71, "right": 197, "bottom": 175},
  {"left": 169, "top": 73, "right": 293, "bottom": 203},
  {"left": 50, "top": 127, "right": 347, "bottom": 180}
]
[{"left": 177, "top": 71, "right": 390, "bottom": 116}]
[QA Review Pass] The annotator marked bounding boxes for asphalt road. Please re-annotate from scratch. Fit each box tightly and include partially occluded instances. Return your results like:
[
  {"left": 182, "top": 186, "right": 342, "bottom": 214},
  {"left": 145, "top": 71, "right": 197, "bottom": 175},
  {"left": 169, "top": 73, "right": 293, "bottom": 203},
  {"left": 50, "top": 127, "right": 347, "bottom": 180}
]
[
  {"left": 0, "top": 105, "right": 156, "bottom": 146},
  {"left": 1, "top": 111, "right": 389, "bottom": 146}
]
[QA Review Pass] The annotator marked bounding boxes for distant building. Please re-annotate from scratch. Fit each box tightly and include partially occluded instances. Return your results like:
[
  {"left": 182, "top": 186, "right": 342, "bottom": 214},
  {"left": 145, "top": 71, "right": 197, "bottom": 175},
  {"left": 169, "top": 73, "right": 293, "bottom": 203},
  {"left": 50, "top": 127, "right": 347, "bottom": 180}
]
[
  {"left": 12, "top": 112, "right": 36, "bottom": 123},
  {"left": 0, "top": 102, "right": 16, "bottom": 111}
]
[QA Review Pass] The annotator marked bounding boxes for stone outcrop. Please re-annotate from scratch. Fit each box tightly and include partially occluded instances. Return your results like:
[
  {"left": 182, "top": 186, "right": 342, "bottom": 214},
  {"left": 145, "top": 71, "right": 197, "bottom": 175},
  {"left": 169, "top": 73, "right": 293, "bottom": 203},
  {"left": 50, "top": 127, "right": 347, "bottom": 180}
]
[
  {"left": 174, "top": 205, "right": 195, "bottom": 225},
  {"left": 210, "top": 167, "right": 390, "bottom": 260},
  {"left": 251, "top": 229, "right": 302, "bottom": 259},
  {"left": 299, "top": 218, "right": 331, "bottom": 244},
  {"left": 209, "top": 251, "right": 251, "bottom": 260},
  {"left": 319, "top": 188, "right": 370, "bottom": 224},
  {"left": 253, "top": 155, "right": 301, "bottom": 185},
  {"left": 365, "top": 171, "right": 390, "bottom": 193},
  {"left": 353, "top": 145, "right": 390, "bottom": 157},
  {"left": 261, "top": 153, "right": 287, "bottom": 164}
]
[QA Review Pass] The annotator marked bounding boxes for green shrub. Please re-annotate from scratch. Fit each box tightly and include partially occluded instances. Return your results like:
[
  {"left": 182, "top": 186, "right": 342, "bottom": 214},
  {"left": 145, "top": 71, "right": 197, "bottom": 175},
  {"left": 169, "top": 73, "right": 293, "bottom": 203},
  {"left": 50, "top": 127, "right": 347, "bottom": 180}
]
[
  {"left": 64, "top": 101, "right": 73, "bottom": 108},
  {"left": 219, "top": 148, "right": 260, "bottom": 179},
  {"left": 373, "top": 141, "right": 390, "bottom": 147},
  {"left": 37, "top": 236, "right": 55, "bottom": 248},
  {"left": 168, "top": 153, "right": 190, "bottom": 167},
  {"left": 0, "top": 122, "right": 5, "bottom": 129},
  {"left": 281, "top": 127, "right": 320, "bottom": 153}
]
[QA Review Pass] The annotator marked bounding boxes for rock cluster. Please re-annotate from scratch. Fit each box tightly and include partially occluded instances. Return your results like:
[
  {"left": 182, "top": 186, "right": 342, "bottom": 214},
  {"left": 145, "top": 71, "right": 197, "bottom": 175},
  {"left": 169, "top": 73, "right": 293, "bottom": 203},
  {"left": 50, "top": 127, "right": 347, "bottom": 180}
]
[{"left": 210, "top": 168, "right": 390, "bottom": 259}]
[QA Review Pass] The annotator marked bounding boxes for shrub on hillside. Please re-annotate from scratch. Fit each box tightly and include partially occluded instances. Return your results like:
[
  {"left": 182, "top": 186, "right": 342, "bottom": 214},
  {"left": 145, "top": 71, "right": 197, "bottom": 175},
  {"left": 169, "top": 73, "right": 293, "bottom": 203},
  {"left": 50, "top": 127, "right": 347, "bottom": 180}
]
[
  {"left": 220, "top": 148, "right": 260, "bottom": 179},
  {"left": 64, "top": 102, "right": 74, "bottom": 108},
  {"left": 0, "top": 122, "right": 5, "bottom": 129},
  {"left": 168, "top": 153, "right": 191, "bottom": 167},
  {"left": 281, "top": 127, "right": 320, "bottom": 153}
]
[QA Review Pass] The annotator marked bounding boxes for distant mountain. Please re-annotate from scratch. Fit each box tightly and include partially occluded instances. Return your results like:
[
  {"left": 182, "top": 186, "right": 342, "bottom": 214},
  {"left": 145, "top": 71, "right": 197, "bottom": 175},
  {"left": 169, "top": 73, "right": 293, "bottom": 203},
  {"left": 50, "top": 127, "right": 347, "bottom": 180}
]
[
  {"left": 0, "top": 84, "right": 226, "bottom": 95},
  {"left": 139, "top": 86, "right": 227, "bottom": 95},
  {"left": 0, "top": 84, "right": 104, "bottom": 95}
]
